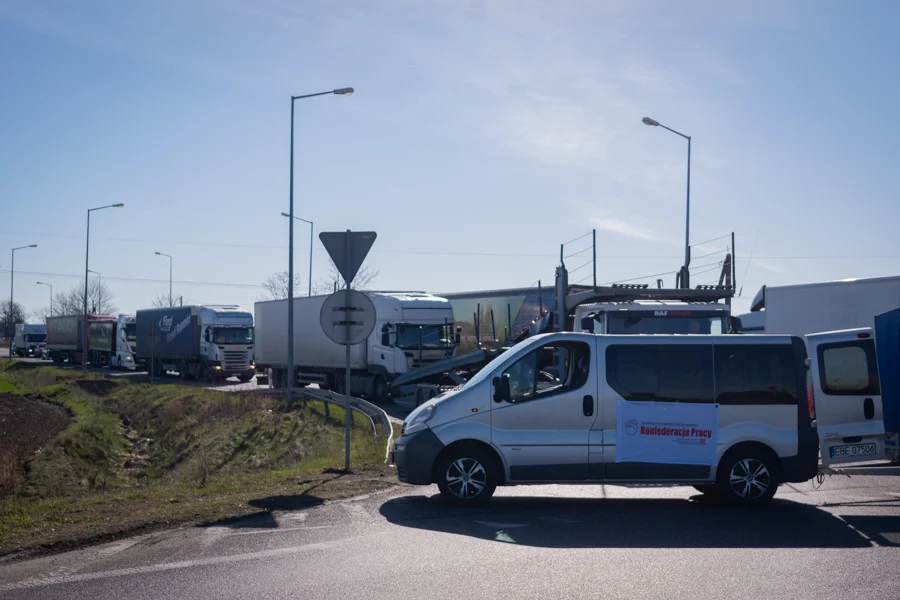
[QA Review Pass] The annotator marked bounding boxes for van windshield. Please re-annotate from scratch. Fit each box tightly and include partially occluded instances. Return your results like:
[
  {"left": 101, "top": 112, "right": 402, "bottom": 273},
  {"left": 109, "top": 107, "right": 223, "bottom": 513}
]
[
  {"left": 607, "top": 315, "right": 726, "bottom": 335},
  {"left": 460, "top": 337, "right": 535, "bottom": 391}
]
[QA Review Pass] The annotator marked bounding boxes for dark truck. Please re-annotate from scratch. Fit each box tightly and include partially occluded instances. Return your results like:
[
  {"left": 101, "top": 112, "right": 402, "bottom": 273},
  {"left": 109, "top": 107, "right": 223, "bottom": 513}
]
[
  {"left": 135, "top": 305, "right": 255, "bottom": 381},
  {"left": 46, "top": 314, "right": 116, "bottom": 364}
]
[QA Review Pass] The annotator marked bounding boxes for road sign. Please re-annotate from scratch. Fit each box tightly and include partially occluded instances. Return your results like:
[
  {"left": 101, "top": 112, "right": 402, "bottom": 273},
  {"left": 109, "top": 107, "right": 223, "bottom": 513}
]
[
  {"left": 319, "top": 231, "right": 377, "bottom": 284},
  {"left": 319, "top": 289, "right": 376, "bottom": 346}
]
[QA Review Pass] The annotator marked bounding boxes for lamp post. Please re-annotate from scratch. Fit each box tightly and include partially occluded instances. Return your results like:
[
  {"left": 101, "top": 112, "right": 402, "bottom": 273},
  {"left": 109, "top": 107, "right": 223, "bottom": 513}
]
[
  {"left": 87, "top": 270, "right": 101, "bottom": 312},
  {"left": 37, "top": 281, "right": 52, "bottom": 316},
  {"left": 9, "top": 244, "right": 38, "bottom": 359},
  {"left": 281, "top": 213, "right": 314, "bottom": 297},
  {"left": 154, "top": 252, "right": 173, "bottom": 307},
  {"left": 84, "top": 204, "right": 124, "bottom": 373},
  {"left": 642, "top": 116, "right": 691, "bottom": 288},
  {"left": 286, "top": 87, "right": 353, "bottom": 409}
]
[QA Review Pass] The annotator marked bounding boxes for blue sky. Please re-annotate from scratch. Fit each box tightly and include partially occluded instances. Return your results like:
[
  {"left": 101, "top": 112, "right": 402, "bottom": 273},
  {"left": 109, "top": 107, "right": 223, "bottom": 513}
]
[{"left": 2, "top": 0, "right": 898, "bottom": 317}]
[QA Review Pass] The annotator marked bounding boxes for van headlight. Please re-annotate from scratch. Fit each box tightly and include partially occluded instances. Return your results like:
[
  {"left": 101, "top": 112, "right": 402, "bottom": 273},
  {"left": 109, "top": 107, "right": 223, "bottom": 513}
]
[{"left": 405, "top": 404, "right": 436, "bottom": 430}]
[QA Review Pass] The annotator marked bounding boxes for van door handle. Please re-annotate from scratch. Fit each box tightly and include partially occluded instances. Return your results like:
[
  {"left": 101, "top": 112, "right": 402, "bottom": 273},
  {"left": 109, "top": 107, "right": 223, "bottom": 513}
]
[
  {"left": 863, "top": 398, "right": 874, "bottom": 420},
  {"left": 583, "top": 395, "right": 594, "bottom": 417}
]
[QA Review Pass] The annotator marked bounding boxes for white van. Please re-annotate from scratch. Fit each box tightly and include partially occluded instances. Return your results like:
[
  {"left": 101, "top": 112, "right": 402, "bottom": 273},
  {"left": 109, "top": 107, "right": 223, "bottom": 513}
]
[{"left": 393, "top": 331, "right": 883, "bottom": 507}]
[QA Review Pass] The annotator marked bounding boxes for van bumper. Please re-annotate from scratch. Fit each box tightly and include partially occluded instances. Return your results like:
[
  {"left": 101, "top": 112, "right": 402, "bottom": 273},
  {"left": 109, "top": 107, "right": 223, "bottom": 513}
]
[
  {"left": 781, "top": 429, "right": 820, "bottom": 483},
  {"left": 392, "top": 428, "right": 445, "bottom": 485}
]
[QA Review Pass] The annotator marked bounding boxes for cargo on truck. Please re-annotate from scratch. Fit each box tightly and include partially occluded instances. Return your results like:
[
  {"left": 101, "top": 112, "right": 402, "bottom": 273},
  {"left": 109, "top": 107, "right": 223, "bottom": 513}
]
[
  {"left": 46, "top": 314, "right": 115, "bottom": 364},
  {"left": 13, "top": 323, "right": 46, "bottom": 357},
  {"left": 87, "top": 314, "right": 138, "bottom": 369},
  {"left": 135, "top": 305, "right": 255, "bottom": 381},
  {"left": 740, "top": 275, "right": 900, "bottom": 336},
  {"left": 254, "top": 292, "right": 458, "bottom": 400}
]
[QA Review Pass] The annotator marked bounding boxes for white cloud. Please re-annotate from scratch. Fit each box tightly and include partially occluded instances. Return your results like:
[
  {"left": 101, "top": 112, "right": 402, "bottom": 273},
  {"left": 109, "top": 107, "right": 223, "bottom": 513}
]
[{"left": 589, "top": 217, "right": 658, "bottom": 242}]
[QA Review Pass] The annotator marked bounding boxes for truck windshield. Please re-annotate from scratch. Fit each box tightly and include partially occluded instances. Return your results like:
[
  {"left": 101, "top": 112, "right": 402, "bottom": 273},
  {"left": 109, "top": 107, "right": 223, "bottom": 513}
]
[
  {"left": 124, "top": 324, "right": 137, "bottom": 342},
  {"left": 607, "top": 315, "right": 726, "bottom": 335},
  {"left": 396, "top": 325, "right": 448, "bottom": 349},
  {"left": 213, "top": 327, "right": 254, "bottom": 344},
  {"left": 25, "top": 334, "right": 46, "bottom": 343}
]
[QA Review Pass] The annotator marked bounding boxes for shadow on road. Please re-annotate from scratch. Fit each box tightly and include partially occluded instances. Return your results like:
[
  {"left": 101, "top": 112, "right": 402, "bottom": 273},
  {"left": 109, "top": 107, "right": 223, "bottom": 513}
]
[
  {"left": 838, "top": 514, "right": 900, "bottom": 547},
  {"left": 379, "top": 494, "right": 876, "bottom": 548}
]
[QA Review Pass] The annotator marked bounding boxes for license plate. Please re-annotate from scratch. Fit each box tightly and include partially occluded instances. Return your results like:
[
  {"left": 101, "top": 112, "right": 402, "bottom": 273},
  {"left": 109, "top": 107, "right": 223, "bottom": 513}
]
[{"left": 829, "top": 442, "right": 877, "bottom": 459}]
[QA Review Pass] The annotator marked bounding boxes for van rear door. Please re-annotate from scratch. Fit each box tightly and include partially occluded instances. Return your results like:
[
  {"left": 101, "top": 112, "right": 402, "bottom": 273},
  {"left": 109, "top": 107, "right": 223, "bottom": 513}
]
[{"left": 807, "top": 328, "right": 885, "bottom": 467}]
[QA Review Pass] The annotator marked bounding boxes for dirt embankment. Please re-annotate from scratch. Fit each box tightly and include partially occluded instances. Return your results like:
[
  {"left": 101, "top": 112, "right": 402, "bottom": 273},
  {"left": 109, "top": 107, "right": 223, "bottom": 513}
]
[{"left": 0, "top": 394, "right": 70, "bottom": 496}]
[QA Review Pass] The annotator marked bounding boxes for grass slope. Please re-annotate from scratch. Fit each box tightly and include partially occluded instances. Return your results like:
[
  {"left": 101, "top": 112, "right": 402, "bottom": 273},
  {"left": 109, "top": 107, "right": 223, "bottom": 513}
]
[{"left": 0, "top": 362, "right": 394, "bottom": 557}]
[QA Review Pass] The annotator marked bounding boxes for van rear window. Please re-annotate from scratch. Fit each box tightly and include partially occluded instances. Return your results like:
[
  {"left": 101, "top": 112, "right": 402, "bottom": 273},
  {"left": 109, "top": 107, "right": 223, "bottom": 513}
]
[
  {"left": 714, "top": 345, "right": 797, "bottom": 405},
  {"left": 816, "top": 340, "right": 880, "bottom": 396},
  {"left": 606, "top": 345, "right": 714, "bottom": 403}
]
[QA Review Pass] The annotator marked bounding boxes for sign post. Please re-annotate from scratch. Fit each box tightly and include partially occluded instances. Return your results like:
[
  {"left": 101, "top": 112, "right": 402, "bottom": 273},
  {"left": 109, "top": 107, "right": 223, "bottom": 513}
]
[{"left": 319, "top": 230, "right": 377, "bottom": 471}]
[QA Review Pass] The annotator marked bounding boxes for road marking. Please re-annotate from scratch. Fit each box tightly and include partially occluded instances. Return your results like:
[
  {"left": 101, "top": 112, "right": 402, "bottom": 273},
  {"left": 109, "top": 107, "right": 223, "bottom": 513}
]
[{"left": 0, "top": 533, "right": 385, "bottom": 592}]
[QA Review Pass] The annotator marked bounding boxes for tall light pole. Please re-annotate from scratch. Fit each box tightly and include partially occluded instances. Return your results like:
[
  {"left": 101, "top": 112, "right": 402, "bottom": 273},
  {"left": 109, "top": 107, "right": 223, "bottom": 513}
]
[
  {"left": 9, "top": 244, "right": 37, "bottom": 359},
  {"left": 36, "top": 281, "right": 52, "bottom": 316},
  {"left": 642, "top": 116, "right": 691, "bottom": 288},
  {"left": 287, "top": 87, "right": 353, "bottom": 409},
  {"left": 87, "top": 270, "right": 101, "bottom": 312},
  {"left": 84, "top": 204, "right": 124, "bottom": 373},
  {"left": 154, "top": 252, "right": 173, "bottom": 307},
  {"left": 281, "top": 213, "right": 314, "bottom": 297}
]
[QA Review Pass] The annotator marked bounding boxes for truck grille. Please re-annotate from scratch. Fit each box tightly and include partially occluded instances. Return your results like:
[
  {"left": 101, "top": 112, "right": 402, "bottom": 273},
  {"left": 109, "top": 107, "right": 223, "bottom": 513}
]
[{"left": 223, "top": 350, "right": 249, "bottom": 371}]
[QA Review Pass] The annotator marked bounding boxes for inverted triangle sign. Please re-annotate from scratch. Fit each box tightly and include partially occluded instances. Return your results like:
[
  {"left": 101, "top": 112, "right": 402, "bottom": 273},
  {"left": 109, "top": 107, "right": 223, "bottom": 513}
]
[{"left": 319, "top": 231, "right": 377, "bottom": 284}]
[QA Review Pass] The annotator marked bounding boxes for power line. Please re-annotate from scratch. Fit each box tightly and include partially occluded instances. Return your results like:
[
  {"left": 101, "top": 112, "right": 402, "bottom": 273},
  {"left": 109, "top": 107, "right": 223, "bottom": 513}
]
[
  {"left": 0, "top": 269, "right": 262, "bottom": 290},
  {"left": 691, "top": 247, "right": 728, "bottom": 261},
  {"left": 563, "top": 246, "right": 592, "bottom": 259},
  {"left": 691, "top": 233, "right": 732, "bottom": 247},
  {"left": 568, "top": 260, "right": 593, "bottom": 274},
  {"left": 599, "top": 269, "right": 679, "bottom": 286}
]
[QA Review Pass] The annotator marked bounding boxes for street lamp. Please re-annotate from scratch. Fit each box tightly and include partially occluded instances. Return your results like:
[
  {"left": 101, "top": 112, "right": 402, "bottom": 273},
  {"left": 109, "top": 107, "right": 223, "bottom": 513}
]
[
  {"left": 154, "top": 252, "right": 173, "bottom": 307},
  {"left": 84, "top": 203, "right": 124, "bottom": 372},
  {"left": 643, "top": 116, "right": 692, "bottom": 288},
  {"left": 8, "top": 244, "right": 37, "bottom": 359},
  {"left": 281, "top": 213, "right": 314, "bottom": 297},
  {"left": 36, "top": 281, "right": 52, "bottom": 316},
  {"left": 286, "top": 87, "right": 354, "bottom": 409},
  {"left": 87, "top": 270, "right": 101, "bottom": 312}
]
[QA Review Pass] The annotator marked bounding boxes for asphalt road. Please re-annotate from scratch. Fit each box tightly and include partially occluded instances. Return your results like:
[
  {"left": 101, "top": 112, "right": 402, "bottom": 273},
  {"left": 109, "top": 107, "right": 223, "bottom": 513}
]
[{"left": 1, "top": 476, "right": 897, "bottom": 599}]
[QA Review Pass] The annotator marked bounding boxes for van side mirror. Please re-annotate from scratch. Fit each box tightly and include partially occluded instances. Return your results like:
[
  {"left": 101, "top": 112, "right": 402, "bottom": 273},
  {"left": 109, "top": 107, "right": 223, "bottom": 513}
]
[
  {"left": 580, "top": 317, "right": 595, "bottom": 333},
  {"left": 728, "top": 316, "right": 743, "bottom": 334},
  {"left": 492, "top": 376, "right": 510, "bottom": 403}
]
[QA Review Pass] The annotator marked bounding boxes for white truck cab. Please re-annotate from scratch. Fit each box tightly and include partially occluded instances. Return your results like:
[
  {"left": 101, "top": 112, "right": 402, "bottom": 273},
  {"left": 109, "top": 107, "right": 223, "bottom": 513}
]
[
  {"left": 373, "top": 292, "right": 457, "bottom": 376},
  {"left": 197, "top": 306, "right": 255, "bottom": 380},
  {"left": 574, "top": 300, "right": 731, "bottom": 335},
  {"left": 112, "top": 314, "right": 138, "bottom": 369}
]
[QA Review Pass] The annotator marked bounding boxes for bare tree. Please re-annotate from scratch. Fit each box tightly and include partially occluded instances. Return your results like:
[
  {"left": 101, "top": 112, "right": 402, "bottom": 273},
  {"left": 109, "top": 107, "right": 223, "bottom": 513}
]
[
  {"left": 150, "top": 294, "right": 175, "bottom": 308},
  {"left": 259, "top": 271, "right": 303, "bottom": 301},
  {"left": 2, "top": 301, "right": 27, "bottom": 340},
  {"left": 52, "top": 280, "right": 117, "bottom": 315},
  {"left": 32, "top": 306, "right": 52, "bottom": 324},
  {"left": 312, "top": 261, "right": 379, "bottom": 295}
]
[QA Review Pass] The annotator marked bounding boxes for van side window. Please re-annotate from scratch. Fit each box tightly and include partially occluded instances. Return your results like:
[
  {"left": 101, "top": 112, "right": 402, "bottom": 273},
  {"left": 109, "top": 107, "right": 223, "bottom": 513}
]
[
  {"left": 714, "top": 344, "right": 797, "bottom": 405},
  {"left": 606, "top": 345, "right": 714, "bottom": 403},
  {"left": 817, "top": 340, "right": 880, "bottom": 396},
  {"left": 501, "top": 341, "right": 590, "bottom": 403}
]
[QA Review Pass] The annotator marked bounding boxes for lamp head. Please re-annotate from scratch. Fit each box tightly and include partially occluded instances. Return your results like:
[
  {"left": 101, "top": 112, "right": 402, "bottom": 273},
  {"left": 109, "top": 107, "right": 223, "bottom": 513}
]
[
  {"left": 642, "top": 117, "right": 660, "bottom": 127},
  {"left": 333, "top": 87, "right": 354, "bottom": 96}
]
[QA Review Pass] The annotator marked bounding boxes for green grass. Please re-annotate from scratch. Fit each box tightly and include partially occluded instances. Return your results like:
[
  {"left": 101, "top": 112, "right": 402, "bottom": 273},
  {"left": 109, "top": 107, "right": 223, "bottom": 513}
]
[{"left": 0, "top": 362, "right": 393, "bottom": 557}]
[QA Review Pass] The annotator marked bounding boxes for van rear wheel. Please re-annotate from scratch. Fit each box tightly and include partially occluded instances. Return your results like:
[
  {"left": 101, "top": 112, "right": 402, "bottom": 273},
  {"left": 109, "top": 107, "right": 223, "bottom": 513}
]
[
  {"left": 716, "top": 448, "right": 779, "bottom": 507},
  {"left": 436, "top": 446, "right": 498, "bottom": 506}
]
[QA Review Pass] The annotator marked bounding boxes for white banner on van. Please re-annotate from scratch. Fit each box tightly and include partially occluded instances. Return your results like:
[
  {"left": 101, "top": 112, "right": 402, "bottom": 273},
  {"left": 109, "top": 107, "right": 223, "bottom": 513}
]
[{"left": 616, "top": 400, "right": 719, "bottom": 466}]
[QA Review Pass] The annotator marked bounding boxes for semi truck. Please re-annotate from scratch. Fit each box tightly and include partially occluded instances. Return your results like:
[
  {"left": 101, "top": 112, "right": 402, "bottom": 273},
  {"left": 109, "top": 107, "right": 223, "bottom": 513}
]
[
  {"left": 13, "top": 323, "right": 46, "bottom": 357},
  {"left": 135, "top": 305, "right": 255, "bottom": 381},
  {"left": 254, "top": 292, "right": 457, "bottom": 399},
  {"left": 741, "top": 275, "right": 900, "bottom": 335},
  {"left": 46, "top": 314, "right": 116, "bottom": 364},
  {"left": 87, "top": 314, "right": 138, "bottom": 369},
  {"left": 573, "top": 300, "right": 732, "bottom": 334}
]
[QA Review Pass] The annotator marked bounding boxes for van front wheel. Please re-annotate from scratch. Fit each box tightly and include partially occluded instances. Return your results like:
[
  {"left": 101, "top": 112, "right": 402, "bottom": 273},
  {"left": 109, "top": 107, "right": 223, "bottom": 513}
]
[
  {"left": 716, "top": 449, "right": 779, "bottom": 507},
  {"left": 436, "top": 446, "right": 497, "bottom": 506}
]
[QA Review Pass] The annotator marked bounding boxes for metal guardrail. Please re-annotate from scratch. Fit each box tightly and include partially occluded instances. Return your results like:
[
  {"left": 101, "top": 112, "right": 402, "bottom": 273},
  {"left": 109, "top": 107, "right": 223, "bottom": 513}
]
[{"left": 297, "top": 388, "right": 394, "bottom": 464}]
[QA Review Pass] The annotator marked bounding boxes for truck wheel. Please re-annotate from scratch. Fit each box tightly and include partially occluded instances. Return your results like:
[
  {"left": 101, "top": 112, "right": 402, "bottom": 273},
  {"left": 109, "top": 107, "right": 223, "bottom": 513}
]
[
  {"left": 436, "top": 445, "right": 498, "bottom": 506},
  {"left": 373, "top": 375, "right": 388, "bottom": 403},
  {"left": 237, "top": 374, "right": 253, "bottom": 383},
  {"left": 715, "top": 447, "right": 779, "bottom": 507}
]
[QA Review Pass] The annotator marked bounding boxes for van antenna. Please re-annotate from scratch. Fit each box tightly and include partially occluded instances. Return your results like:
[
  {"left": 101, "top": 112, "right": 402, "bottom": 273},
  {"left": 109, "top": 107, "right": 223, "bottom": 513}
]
[{"left": 738, "top": 231, "right": 759, "bottom": 297}]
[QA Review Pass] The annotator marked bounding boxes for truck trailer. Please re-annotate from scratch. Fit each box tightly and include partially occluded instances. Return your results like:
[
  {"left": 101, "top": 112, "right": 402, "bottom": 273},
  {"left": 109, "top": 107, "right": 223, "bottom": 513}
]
[
  {"left": 743, "top": 275, "right": 900, "bottom": 336},
  {"left": 254, "top": 292, "right": 457, "bottom": 399},
  {"left": 13, "top": 323, "right": 46, "bottom": 357},
  {"left": 46, "top": 314, "right": 116, "bottom": 364},
  {"left": 87, "top": 314, "right": 138, "bottom": 369},
  {"left": 135, "top": 305, "right": 255, "bottom": 381}
]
